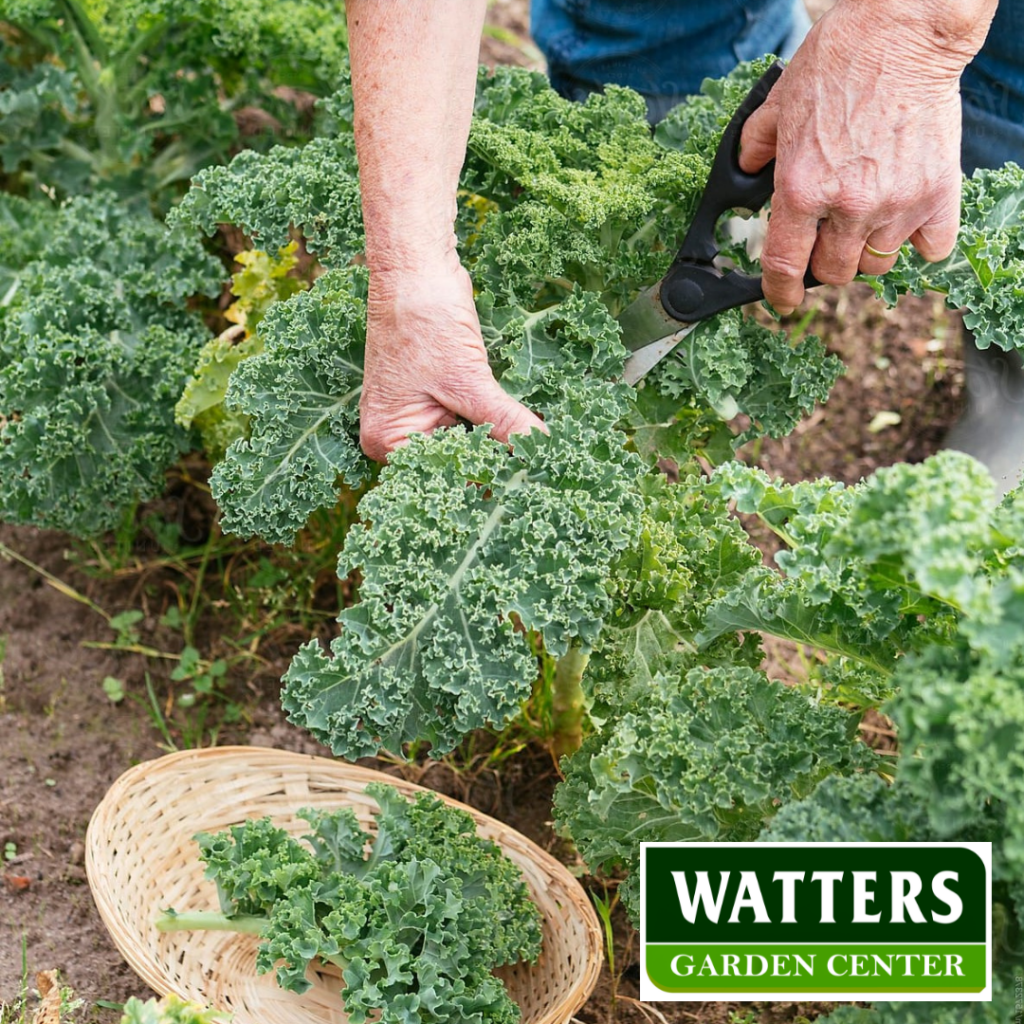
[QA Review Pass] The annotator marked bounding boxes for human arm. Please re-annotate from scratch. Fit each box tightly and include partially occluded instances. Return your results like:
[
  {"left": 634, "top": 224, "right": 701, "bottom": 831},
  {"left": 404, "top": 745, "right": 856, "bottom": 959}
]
[
  {"left": 739, "top": 0, "right": 999, "bottom": 314},
  {"left": 347, "top": 0, "right": 546, "bottom": 462}
]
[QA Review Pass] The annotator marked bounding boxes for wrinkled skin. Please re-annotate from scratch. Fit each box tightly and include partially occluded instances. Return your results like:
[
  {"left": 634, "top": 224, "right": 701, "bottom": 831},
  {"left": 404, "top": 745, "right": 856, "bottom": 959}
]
[
  {"left": 740, "top": 0, "right": 997, "bottom": 313},
  {"left": 348, "top": 0, "right": 543, "bottom": 463},
  {"left": 360, "top": 257, "right": 545, "bottom": 462}
]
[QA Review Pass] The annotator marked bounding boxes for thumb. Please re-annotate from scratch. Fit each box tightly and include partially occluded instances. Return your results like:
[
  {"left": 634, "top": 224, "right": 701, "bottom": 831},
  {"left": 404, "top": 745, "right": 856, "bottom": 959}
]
[
  {"left": 440, "top": 374, "right": 547, "bottom": 444},
  {"left": 738, "top": 98, "right": 779, "bottom": 174}
]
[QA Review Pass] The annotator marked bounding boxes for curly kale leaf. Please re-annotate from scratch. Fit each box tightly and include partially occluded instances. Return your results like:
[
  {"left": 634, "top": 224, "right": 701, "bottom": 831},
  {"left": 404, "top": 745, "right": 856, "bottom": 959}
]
[
  {"left": 0, "top": 1, "right": 348, "bottom": 201},
  {"left": 0, "top": 53, "right": 84, "bottom": 192},
  {"left": 654, "top": 56, "right": 781, "bottom": 157},
  {"left": 554, "top": 664, "right": 876, "bottom": 920},
  {"left": 464, "top": 66, "right": 708, "bottom": 311},
  {"left": 282, "top": 382, "right": 644, "bottom": 757},
  {"left": 763, "top": 774, "right": 928, "bottom": 844},
  {"left": 110, "top": 0, "right": 349, "bottom": 90},
  {"left": 0, "top": 195, "right": 220, "bottom": 535},
  {"left": 641, "top": 307, "right": 843, "bottom": 445},
  {"left": 181, "top": 783, "right": 542, "bottom": 1024},
  {"left": 586, "top": 474, "right": 763, "bottom": 713},
  {"left": 887, "top": 644, "right": 1024, "bottom": 882},
  {"left": 480, "top": 285, "right": 628, "bottom": 405},
  {"left": 698, "top": 454, "right": 1001, "bottom": 670},
  {"left": 171, "top": 127, "right": 363, "bottom": 265},
  {"left": 210, "top": 267, "right": 371, "bottom": 544},
  {"left": 871, "top": 163, "right": 1024, "bottom": 353},
  {"left": 176, "top": 244, "right": 307, "bottom": 460}
]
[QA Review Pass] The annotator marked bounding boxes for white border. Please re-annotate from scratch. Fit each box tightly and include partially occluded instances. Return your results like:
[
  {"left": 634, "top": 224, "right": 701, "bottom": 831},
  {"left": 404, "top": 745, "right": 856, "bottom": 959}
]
[{"left": 638, "top": 842, "right": 993, "bottom": 1003}]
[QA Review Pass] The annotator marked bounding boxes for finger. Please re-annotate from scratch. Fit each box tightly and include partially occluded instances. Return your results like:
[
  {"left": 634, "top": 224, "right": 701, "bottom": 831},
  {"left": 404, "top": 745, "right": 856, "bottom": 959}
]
[
  {"left": 759, "top": 199, "right": 820, "bottom": 315},
  {"left": 360, "top": 401, "right": 458, "bottom": 463},
  {"left": 812, "top": 218, "right": 873, "bottom": 285},
  {"left": 738, "top": 95, "right": 780, "bottom": 174},
  {"left": 858, "top": 230, "right": 906, "bottom": 276},
  {"left": 438, "top": 374, "right": 547, "bottom": 444},
  {"left": 909, "top": 210, "right": 960, "bottom": 264}
]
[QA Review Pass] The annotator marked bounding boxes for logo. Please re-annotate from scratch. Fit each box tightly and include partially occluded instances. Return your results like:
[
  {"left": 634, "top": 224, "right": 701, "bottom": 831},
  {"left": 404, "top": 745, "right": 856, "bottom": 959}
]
[{"left": 640, "top": 843, "right": 991, "bottom": 1002}]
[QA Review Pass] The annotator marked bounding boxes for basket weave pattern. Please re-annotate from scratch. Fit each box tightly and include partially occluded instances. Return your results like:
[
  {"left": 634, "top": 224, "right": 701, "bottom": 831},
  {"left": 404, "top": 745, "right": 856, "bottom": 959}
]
[{"left": 86, "top": 747, "right": 603, "bottom": 1024}]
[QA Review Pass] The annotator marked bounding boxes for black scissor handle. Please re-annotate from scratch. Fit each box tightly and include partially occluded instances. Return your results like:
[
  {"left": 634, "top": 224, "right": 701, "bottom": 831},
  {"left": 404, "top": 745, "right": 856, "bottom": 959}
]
[{"left": 660, "top": 61, "right": 821, "bottom": 323}]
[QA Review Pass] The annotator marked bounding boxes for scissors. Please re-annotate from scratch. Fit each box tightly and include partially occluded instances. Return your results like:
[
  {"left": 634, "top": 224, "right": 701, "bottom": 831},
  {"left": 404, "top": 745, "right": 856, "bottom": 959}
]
[{"left": 620, "top": 61, "right": 819, "bottom": 386}]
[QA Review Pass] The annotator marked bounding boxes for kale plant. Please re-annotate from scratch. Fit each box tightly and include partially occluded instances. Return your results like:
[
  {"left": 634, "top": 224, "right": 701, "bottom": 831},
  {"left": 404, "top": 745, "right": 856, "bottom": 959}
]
[
  {"left": 157, "top": 783, "right": 543, "bottom": 1024},
  {"left": 0, "top": 192, "right": 220, "bottom": 534},
  {"left": 167, "top": 59, "right": 1024, "bottom": 1017},
  {"left": 0, "top": 0, "right": 348, "bottom": 203}
]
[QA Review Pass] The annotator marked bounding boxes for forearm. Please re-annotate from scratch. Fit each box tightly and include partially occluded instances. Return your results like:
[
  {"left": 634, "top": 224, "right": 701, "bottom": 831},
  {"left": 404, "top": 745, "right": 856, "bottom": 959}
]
[{"left": 347, "top": 0, "right": 487, "bottom": 272}]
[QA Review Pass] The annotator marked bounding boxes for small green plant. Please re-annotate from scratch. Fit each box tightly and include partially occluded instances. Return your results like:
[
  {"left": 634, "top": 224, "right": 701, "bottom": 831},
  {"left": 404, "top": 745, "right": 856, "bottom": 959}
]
[
  {"left": 119, "top": 994, "right": 226, "bottom": 1024},
  {"left": 591, "top": 889, "right": 617, "bottom": 1000},
  {"left": 101, "top": 676, "right": 126, "bottom": 704},
  {"left": 728, "top": 1010, "right": 760, "bottom": 1024},
  {"left": 3, "top": 840, "right": 16, "bottom": 861}
]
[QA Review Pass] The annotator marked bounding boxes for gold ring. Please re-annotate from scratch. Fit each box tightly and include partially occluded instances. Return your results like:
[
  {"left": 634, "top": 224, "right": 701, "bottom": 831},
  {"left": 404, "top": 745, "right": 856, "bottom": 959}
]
[{"left": 864, "top": 241, "right": 904, "bottom": 259}]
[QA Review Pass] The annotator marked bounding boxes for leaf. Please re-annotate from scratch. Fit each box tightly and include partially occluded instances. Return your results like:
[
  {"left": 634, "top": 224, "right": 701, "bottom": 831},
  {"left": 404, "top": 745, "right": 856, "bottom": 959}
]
[
  {"left": 0, "top": 195, "right": 221, "bottom": 536},
  {"left": 555, "top": 664, "right": 876, "bottom": 920},
  {"left": 281, "top": 382, "right": 644, "bottom": 757},
  {"left": 184, "top": 785, "right": 541, "bottom": 1024},
  {"left": 871, "top": 163, "right": 1024, "bottom": 354},
  {"left": 210, "top": 268, "right": 371, "bottom": 544}
]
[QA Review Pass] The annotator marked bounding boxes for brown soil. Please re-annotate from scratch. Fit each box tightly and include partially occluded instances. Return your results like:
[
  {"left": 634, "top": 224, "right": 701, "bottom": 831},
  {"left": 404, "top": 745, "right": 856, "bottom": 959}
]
[{"left": 1, "top": 2, "right": 969, "bottom": 1022}]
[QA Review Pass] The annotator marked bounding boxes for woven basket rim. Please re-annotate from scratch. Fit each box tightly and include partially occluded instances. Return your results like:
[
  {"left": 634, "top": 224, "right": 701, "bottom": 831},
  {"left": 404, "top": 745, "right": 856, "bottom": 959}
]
[{"left": 86, "top": 745, "right": 604, "bottom": 1024}]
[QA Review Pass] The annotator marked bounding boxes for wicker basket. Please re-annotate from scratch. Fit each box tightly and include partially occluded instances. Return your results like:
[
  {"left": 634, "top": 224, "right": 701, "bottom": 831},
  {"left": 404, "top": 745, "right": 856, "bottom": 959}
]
[{"left": 86, "top": 747, "right": 603, "bottom": 1024}]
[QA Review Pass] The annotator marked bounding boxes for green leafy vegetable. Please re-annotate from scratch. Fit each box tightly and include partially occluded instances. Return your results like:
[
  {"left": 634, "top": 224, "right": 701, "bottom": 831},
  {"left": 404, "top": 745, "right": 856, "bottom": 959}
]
[
  {"left": 0, "top": 193, "right": 220, "bottom": 534},
  {"left": 283, "top": 381, "right": 644, "bottom": 756},
  {"left": 209, "top": 267, "right": 371, "bottom": 544},
  {"left": 157, "top": 783, "right": 542, "bottom": 1024},
  {"left": 872, "top": 162, "right": 1024, "bottom": 352},
  {"left": 0, "top": 0, "right": 349, "bottom": 203},
  {"left": 176, "top": 242, "right": 308, "bottom": 460},
  {"left": 554, "top": 664, "right": 877, "bottom": 917}
]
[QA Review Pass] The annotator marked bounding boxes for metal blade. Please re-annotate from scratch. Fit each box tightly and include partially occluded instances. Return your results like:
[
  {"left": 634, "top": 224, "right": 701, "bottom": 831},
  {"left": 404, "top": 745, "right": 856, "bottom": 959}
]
[
  {"left": 617, "top": 282, "right": 687, "bottom": 352},
  {"left": 622, "top": 321, "right": 700, "bottom": 385}
]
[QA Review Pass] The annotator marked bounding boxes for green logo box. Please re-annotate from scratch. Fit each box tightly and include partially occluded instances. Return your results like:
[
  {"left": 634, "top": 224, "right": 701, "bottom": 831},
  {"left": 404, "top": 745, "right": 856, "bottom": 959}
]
[{"left": 640, "top": 842, "right": 992, "bottom": 1002}]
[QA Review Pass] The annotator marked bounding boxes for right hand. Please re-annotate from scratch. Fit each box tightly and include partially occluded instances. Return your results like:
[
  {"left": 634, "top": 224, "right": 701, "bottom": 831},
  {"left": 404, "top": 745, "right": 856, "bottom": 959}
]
[
  {"left": 359, "top": 253, "right": 546, "bottom": 463},
  {"left": 738, "top": 0, "right": 995, "bottom": 314}
]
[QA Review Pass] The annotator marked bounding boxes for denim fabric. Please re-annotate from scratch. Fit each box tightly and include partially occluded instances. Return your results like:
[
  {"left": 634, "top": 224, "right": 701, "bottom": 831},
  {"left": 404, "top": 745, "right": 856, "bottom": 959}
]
[
  {"left": 962, "top": 0, "right": 1024, "bottom": 172},
  {"left": 531, "top": 0, "right": 1024, "bottom": 171},
  {"left": 532, "top": 0, "right": 809, "bottom": 121}
]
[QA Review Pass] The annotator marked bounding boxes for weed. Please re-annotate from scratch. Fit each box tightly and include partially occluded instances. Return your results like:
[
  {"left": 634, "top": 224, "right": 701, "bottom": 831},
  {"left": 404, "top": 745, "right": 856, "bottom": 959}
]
[
  {"left": 102, "top": 677, "right": 126, "bottom": 703},
  {"left": 591, "top": 888, "right": 617, "bottom": 1002},
  {"left": 728, "top": 1010, "right": 760, "bottom": 1024},
  {"left": 0, "top": 633, "right": 7, "bottom": 713}
]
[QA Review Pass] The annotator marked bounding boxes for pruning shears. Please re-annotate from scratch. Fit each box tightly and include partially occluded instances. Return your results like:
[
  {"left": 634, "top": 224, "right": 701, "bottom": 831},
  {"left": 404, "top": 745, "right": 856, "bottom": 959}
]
[{"left": 620, "top": 61, "right": 819, "bottom": 385}]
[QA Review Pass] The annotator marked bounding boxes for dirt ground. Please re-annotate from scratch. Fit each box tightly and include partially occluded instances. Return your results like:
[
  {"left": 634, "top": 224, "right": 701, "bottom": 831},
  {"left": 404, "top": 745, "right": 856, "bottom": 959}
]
[{"left": 0, "top": 1, "right": 973, "bottom": 1022}]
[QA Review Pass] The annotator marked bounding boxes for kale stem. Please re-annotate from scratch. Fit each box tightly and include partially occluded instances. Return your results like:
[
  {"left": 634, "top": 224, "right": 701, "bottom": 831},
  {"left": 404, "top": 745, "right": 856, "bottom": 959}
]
[
  {"left": 155, "top": 910, "right": 267, "bottom": 935},
  {"left": 552, "top": 646, "right": 589, "bottom": 758}
]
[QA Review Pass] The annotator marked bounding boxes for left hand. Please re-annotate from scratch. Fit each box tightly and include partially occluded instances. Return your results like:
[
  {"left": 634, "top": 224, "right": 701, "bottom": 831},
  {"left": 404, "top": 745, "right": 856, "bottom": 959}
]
[{"left": 738, "top": 0, "right": 992, "bottom": 314}]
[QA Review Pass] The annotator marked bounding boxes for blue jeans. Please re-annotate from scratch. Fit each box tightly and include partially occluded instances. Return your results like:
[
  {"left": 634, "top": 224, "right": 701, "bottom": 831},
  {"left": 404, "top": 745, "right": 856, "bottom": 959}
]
[{"left": 531, "top": 0, "right": 1024, "bottom": 173}]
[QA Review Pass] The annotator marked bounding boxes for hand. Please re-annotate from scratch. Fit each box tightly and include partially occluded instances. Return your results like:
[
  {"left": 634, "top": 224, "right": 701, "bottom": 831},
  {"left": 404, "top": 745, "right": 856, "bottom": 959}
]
[
  {"left": 738, "top": 0, "right": 990, "bottom": 314},
  {"left": 359, "top": 254, "right": 546, "bottom": 462}
]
